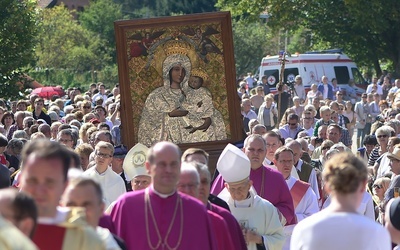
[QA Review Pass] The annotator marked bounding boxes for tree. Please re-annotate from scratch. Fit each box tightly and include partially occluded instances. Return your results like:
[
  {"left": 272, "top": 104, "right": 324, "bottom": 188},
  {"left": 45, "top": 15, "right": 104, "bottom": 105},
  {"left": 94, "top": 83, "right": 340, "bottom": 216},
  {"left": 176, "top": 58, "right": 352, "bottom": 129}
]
[
  {"left": 79, "top": 0, "right": 125, "bottom": 61},
  {"left": 35, "top": 5, "right": 110, "bottom": 72},
  {"left": 114, "top": 0, "right": 217, "bottom": 18},
  {"left": 0, "top": 0, "right": 38, "bottom": 100},
  {"left": 232, "top": 20, "right": 275, "bottom": 76},
  {"left": 218, "top": 0, "right": 400, "bottom": 75}
]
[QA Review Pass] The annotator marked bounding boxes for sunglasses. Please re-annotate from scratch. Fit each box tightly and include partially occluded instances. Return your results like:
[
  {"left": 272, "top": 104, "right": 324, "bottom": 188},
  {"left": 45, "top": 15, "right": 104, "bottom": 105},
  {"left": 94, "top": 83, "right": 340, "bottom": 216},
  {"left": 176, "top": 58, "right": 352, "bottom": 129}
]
[
  {"left": 288, "top": 123, "right": 297, "bottom": 126},
  {"left": 373, "top": 184, "right": 382, "bottom": 189},
  {"left": 83, "top": 106, "right": 91, "bottom": 109},
  {"left": 377, "top": 135, "right": 388, "bottom": 138},
  {"left": 322, "top": 147, "right": 330, "bottom": 150}
]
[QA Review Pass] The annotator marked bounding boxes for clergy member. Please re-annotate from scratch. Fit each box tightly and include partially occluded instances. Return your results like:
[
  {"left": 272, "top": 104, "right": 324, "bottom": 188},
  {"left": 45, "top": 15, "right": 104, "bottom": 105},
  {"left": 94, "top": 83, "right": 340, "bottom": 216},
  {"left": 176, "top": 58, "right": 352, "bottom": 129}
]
[
  {"left": 19, "top": 140, "right": 104, "bottom": 250},
  {"left": 123, "top": 143, "right": 151, "bottom": 191},
  {"left": 181, "top": 147, "right": 230, "bottom": 211},
  {"left": 273, "top": 146, "right": 319, "bottom": 250},
  {"left": 62, "top": 177, "right": 124, "bottom": 250},
  {"left": 182, "top": 160, "right": 247, "bottom": 250},
  {"left": 211, "top": 134, "right": 295, "bottom": 225},
  {"left": 109, "top": 141, "right": 217, "bottom": 250},
  {"left": 217, "top": 143, "right": 285, "bottom": 250},
  {"left": 177, "top": 163, "right": 234, "bottom": 250},
  {"left": 287, "top": 140, "right": 320, "bottom": 200},
  {"left": 83, "top": 141, "right": 126, "bottom": 208}
]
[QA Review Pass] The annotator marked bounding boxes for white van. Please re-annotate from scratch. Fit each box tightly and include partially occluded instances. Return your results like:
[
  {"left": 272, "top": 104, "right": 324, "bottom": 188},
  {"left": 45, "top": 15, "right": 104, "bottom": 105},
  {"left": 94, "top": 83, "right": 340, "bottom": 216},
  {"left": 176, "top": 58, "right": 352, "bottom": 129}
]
[{"left": 259, "top": 51, "right": 367, "bottom": 97}]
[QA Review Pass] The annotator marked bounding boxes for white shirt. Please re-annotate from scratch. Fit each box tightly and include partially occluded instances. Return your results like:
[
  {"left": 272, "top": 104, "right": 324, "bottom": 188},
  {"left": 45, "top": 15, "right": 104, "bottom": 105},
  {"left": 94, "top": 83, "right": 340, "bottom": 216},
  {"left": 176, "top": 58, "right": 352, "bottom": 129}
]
[
  {"left": 264, "top": 158, "right": 300, "bottom": 180},
  {"left": 322, "top": 192, "right": 375, "bottom": 220},
  {"left": 291, "top": 210, "right": 390, "bottom": 250},
  {"left": 97, "top": 227, "right": 121, "bottom": 250},
  {"left": 295, "top": 159, "right": 320, "bottom": 200},
  {"left": 283, "top": 176, "right": 318, "bottom": 250},
  {"left": 83, "top": 166, "right": 126, "bottom": 208},
  {"left": 366, "top": 84, "right": 383, "bottom": 95},
  {"left": 376, "top": 153, "right": 391, "bottom": 178},
  {"left": 323, "top": 84, "right": 329, "bottom": 99}
]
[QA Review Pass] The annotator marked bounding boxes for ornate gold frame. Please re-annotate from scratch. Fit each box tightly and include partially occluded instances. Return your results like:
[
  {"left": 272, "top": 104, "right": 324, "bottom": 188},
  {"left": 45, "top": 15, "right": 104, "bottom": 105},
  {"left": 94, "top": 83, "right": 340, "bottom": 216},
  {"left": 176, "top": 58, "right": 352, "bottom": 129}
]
[{"left": 115, "top": 12, "right": 243, "bottom": 165}]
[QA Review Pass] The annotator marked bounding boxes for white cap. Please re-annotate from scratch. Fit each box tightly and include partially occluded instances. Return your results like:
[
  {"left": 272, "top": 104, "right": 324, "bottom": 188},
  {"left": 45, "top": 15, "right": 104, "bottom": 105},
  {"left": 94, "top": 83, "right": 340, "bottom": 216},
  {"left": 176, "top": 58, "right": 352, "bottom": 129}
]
[
  {"left": 123, "top": 143, "right": 149, "bottom": 181},
  {"left": 217, "top": 144, "right": 250, "bottom": 183}
]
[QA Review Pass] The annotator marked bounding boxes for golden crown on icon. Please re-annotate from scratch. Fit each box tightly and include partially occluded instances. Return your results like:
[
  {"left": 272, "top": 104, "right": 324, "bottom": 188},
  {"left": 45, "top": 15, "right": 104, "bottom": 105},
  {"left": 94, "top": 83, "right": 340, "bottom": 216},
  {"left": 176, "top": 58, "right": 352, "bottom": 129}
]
[
  {"left": 163, "top": 39, "right": 191, "bottom": 56},
  {"left": 191, "top": 68, "right": 208, "bottom": 81}
]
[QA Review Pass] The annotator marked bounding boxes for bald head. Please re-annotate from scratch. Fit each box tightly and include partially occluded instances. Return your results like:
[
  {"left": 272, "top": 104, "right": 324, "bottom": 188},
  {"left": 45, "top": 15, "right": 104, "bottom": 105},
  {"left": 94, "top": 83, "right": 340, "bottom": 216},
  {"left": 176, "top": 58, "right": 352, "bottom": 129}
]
[
  {"left": 145, "top": 141, "right": 181, "bottom": 194},
  {"left": 287, "top": 140, "right": 302, "bottom": 164}
]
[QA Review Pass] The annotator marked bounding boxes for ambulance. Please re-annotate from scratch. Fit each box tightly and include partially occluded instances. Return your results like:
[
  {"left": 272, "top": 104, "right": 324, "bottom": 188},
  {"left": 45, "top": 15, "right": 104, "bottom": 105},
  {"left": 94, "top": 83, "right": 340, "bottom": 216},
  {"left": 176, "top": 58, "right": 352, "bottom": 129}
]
[{"left": 258, "top": 50, "right": 367, "bottom": 97}]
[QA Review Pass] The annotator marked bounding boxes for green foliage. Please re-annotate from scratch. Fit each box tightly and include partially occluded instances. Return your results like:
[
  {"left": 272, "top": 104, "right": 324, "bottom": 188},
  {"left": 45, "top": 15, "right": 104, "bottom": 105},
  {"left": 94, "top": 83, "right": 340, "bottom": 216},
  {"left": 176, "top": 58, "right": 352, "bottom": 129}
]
[
  {"left": 35, "top": 5, "right": 110, "bottom": 72},
  {"left": 232, "top": 20, "right": 271, "bottom": 75},
  {"left": 218, "top": 0, "right": 400, "bottom": 74},
  {"left": 0, "top": 0, "right": 38, "bottom": 100},
  {"left": 114, "top": 0, "right": 217, "bottom": 18},
  {"left": 79, "top": 0, "right": 124, "bottom": 60}
]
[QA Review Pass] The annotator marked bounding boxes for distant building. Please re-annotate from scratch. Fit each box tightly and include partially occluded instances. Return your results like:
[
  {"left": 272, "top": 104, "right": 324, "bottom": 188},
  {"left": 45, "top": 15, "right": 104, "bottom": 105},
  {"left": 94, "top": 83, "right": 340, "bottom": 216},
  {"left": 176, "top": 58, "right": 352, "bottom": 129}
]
[{"left": 37, "top": 0, "right": 89, "bottom": 17}]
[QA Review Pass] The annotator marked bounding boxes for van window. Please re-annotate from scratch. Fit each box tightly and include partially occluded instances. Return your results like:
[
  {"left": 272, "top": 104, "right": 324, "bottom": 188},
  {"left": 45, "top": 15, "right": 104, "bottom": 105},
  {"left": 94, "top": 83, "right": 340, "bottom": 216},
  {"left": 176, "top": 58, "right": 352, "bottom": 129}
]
[
  {"left": 263, "top": 69, "right": 279, "bottom": 87},
  {"left": 284, "top": 68, "right": 299, "bottom": 84},
  {"left": 334, "top": 66, "right": 350, "bottom": 85},
  {"left": 351, "top": 68, "right": 366, "bottom": 85}
]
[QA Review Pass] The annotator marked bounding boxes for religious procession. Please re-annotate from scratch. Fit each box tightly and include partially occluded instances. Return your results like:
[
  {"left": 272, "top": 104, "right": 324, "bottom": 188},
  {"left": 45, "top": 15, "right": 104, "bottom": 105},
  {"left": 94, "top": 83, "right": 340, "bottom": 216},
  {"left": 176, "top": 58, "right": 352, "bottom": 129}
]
[{"left": 3, "top": 0, "right": 400, "bottom": 249}]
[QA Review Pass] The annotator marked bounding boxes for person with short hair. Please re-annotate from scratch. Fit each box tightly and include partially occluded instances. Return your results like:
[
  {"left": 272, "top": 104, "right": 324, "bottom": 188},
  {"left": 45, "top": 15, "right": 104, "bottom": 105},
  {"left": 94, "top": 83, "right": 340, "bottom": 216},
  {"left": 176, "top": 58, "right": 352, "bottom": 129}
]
[
  {"left": 83, "top": 141, "right": 126, "bottom": 208},
  {"left": 109, "top": 141, "right": 217, "bottom": 249},
  {"left": 57, "top": 129, "right": 77, "bottom": 149},
  {"left": 32, "top": 98, "right": 51, "bottom": 125},
  {"left": 291, "top": 153, "right": 391, "bottom": 250},
  {"left": 273, "top": 146, "right": 318, "bottom": 250},
  {"left": 19, "top": 139, "right": 105, "bottom": 249},
  {"left": 0, "top": 188, "right": 37, "bottom": 238},
  {"left": 62, "top": 177, "right": 125, "bottom": 250},
  {"left": 212, "top": 134, "right": 295, "bottom": 225},
  {"left": 279, "top": 113, "right": 302, "bottom": 140},
  {"left": 74, "top": 143, "right": 94, "bottom": 171},
  {"left": 177, "top": 163, "right": 235, "bottom": 250},
  {"left": 183, "top": 159, "right": 246, "bottom": 249}
]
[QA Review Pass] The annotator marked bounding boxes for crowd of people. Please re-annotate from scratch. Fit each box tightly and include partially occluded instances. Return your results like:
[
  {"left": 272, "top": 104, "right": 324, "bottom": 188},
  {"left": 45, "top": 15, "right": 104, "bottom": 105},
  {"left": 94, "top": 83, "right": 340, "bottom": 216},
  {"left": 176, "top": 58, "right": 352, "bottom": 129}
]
[{"left": 0, "top": 72, "right": 399, "bottom": 249}]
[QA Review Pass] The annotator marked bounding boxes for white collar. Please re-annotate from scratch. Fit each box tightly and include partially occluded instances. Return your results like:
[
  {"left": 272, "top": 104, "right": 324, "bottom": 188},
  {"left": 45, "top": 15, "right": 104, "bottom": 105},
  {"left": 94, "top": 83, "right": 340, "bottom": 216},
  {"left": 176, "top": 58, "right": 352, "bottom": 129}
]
[
  {"left": 296, "top": 159, "right": 303, "bottom": 171},
  {"left": 151, "top": 186, "right": 176, "bottom": 199},
  {"left": 38, "top": 206, "right": 69, "bottom": 225}
]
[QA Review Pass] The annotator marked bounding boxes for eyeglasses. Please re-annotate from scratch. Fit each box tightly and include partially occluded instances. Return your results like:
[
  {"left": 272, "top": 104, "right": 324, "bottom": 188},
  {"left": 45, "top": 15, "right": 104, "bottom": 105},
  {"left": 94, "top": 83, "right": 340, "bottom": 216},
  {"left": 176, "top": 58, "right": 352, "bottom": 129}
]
[
  {"left": 373, "top": 184, "right": 382, "bottom": 189},
  {"left": 337, "top": 93, "right": 343, "bottom": 96},
  {"left": 177, "top": 183, "right": 199, "bottom": 190},
  {"left": 83, "top": 106, "right": 91, "bottom": 109},
  {"left": 58, "top": 139, "right": 73, "bottom": 143},
  {"left": 322, "top": 147, "right": 330, "bottom": 150},
  {"left": 96, "top": 152, "right": 112, "bottom": 158},
  {"left": 288, "top": 123, "right": 297, "bottom": 126},
  {"left": 377, "top": 135, "right": 388, "bottom": 138}
]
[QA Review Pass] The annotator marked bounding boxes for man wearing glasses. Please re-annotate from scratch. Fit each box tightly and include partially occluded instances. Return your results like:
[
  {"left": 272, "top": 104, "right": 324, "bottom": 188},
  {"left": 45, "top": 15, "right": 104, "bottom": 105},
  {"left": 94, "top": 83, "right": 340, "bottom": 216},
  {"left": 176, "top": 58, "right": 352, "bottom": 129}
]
[
  {"left": 83, "top": 141, "right": 126, "bottom": 208},
  {"left": 302, "top": 111, "right": 315, "bottom": 136},
  {"left": 279, "top": 113, "right": 302, "bottom": 140}
]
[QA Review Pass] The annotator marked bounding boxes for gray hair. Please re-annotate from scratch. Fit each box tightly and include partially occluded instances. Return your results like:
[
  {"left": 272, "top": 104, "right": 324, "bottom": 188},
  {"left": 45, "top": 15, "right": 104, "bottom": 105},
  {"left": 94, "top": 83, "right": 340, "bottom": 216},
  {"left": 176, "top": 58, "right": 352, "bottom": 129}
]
[{"left": 376, "top": 125, "right": 395, "bottom": 137}]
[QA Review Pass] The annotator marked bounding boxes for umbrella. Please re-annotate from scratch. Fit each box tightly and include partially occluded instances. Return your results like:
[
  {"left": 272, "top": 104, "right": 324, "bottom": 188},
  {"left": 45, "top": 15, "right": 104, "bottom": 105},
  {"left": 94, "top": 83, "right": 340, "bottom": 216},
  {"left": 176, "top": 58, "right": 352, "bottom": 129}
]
[{"left": 32, "top": 86, "right": 65, "bottom": 99}]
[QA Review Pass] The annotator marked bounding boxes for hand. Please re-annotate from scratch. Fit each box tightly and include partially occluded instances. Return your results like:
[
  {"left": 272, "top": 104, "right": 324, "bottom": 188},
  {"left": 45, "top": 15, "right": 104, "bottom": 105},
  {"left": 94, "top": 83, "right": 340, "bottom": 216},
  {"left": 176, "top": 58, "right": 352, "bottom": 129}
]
[
  {"left": 168, "top": 108, "right": 188, "bottom": 117},
  {"left": 244, "top": 229, "right": 263, "bottom": 244}
]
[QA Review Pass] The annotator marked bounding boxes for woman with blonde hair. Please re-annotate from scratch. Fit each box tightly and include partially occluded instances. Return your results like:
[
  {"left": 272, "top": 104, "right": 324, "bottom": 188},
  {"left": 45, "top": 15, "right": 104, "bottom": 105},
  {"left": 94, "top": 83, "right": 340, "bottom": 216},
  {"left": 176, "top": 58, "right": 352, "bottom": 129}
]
[
  {"left": 291, "top": 153, "right": 391, "bottom": 249},
  {"left": 257, "top": 94, "right": 278, "bottom": 130},
  {"left": 372, "top": 177, "right": 391, "bottom": 224}
]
